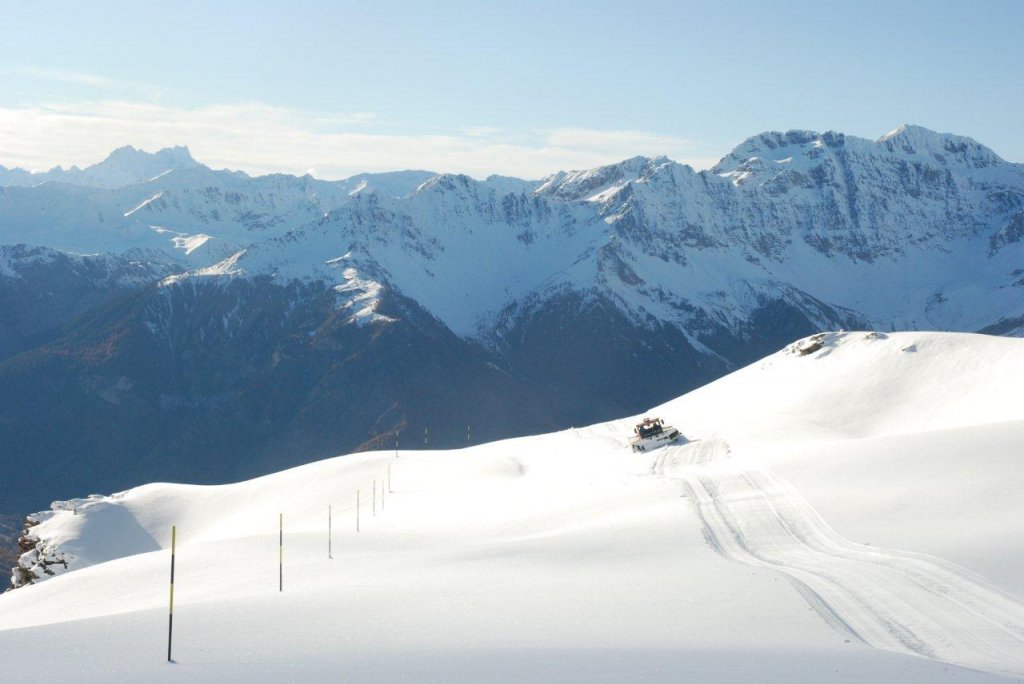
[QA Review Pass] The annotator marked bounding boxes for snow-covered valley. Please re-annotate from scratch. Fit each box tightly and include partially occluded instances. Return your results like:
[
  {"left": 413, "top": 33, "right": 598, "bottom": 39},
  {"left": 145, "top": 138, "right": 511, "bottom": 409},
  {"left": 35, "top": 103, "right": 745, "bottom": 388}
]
[{"left": 3, "top": 331, "right": 1022, "bottom": 682}]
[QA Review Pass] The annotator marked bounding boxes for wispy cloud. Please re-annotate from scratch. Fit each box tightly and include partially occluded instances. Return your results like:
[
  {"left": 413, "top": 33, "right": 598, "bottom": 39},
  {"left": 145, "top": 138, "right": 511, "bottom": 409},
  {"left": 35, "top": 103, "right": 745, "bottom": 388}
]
[
  {"left": 0, "top": 99, "right": 716, "bottom": 179},
  {"left": 15, "top": 66, "right": 116, "bottom": 87}
]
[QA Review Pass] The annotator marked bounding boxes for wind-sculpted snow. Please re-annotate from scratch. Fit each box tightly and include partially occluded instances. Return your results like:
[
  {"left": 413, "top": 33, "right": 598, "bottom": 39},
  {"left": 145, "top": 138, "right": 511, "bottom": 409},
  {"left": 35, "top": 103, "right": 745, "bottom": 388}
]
[{"left": 658, "top": 440, "right": 1024, "bottom": 677}]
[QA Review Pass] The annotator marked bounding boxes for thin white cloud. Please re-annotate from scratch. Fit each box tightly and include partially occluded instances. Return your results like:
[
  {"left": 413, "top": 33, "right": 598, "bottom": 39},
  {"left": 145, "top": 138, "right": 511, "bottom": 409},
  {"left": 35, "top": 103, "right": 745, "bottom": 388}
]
[
  {"left": 12, "top": 65, "right": 172, "bottom": 101},
  {"left": 0, "top": 99, "right": 716, "bottom": 179},
  {"left": 16, "top": 66, "right": 116, "bottom": 87}
]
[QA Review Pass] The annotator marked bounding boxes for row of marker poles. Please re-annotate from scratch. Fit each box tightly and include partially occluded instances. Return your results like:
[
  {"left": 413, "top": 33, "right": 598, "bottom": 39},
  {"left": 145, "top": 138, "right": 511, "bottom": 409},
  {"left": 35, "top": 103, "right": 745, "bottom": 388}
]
[{"left": 166, "top": 458, "right": 401, "bottom": 661}]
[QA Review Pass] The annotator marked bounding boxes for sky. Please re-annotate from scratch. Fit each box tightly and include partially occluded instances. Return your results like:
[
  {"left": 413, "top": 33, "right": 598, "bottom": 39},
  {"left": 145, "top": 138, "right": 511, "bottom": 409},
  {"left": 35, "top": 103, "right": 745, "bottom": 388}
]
[{"left": 0, "top": 0, "right": 1021, "bottom": 180}]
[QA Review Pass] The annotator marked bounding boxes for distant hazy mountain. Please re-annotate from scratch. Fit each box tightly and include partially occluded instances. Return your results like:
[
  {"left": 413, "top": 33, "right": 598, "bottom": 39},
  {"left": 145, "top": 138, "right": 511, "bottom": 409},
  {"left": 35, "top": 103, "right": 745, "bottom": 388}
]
[
  {"left": 1, "top": 125, "right": 1021, "bottom": 514},
  {"left": 0, "top": 145, "right": 203, "bottom": 189}
]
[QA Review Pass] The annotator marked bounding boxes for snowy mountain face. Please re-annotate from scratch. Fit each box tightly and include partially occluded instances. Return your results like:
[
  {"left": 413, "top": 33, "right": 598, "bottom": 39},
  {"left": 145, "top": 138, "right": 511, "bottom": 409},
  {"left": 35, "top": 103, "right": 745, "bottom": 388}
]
[
  {"left": 0, "top": 127, "right": 1022, "bottom": 517},
  {"left": 177, "top": 124, "right": 1023, "bottom": 341},
  {"left": 0, "top": 244, "right": 173, "bottom": 359}
]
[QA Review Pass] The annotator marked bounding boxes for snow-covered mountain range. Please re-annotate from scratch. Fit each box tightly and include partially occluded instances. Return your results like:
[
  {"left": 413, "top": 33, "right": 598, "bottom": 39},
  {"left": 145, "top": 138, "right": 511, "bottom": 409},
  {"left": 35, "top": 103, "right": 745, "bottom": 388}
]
[
  {"left": 3, "top": 126, "right": 1022, "bottom": 342},
  {"left": 1, "top": 124, "right": 1022, "bottom": 516}
]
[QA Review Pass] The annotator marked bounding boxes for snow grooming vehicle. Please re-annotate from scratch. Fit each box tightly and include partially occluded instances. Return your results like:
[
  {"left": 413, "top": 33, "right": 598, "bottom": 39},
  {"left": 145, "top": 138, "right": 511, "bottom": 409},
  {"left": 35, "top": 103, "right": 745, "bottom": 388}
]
[{"left": 630, "top": 417, "right": 681, "bottom": 452}]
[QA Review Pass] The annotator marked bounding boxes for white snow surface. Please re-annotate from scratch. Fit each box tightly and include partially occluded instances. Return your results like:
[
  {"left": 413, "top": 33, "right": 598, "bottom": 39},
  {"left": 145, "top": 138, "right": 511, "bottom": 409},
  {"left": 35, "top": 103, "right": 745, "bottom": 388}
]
[{"left": 2, "top": 331, "right": 1023, "bottom": 682}]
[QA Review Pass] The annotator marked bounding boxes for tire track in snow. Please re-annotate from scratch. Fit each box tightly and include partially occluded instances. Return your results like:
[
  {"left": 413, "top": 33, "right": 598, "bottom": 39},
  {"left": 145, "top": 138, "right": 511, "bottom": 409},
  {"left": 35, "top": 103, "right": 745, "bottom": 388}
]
[{"left": 660, "top": 440, "right": 1024, "bottom": 677}]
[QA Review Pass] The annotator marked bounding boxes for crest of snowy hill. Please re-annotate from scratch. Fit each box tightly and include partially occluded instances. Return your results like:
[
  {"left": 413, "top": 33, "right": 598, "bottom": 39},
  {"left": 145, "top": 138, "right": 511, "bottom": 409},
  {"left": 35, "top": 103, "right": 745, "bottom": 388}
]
[
  {"left": 15, "top": 330, "right": 1021, "bottom": 585},
  {"left": 6, "top": 331, "right": 1024, "bottom": 683}
]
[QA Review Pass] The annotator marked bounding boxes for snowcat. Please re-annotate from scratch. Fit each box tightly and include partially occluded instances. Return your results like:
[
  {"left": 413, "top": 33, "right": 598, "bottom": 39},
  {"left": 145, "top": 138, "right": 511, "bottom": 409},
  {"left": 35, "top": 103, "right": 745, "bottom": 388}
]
[{"left": 630, "top": 417, "right": 681, "bottom": 452}]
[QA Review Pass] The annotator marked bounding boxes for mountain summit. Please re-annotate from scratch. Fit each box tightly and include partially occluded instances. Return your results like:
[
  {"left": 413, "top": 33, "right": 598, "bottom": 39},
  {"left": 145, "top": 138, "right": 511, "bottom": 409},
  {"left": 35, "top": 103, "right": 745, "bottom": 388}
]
[
  {"left": 89, "top": 144, "right": 202, "bottom": 185},
  {"left": 0, "top": 144, "right": 204, "bottom": 189}
]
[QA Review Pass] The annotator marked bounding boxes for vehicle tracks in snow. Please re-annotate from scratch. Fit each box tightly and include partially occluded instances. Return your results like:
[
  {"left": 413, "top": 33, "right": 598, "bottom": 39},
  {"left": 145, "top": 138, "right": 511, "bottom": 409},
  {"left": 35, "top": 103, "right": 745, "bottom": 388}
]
[{"left": 657, "top": 439, "right": 1024, "bottom": 677}]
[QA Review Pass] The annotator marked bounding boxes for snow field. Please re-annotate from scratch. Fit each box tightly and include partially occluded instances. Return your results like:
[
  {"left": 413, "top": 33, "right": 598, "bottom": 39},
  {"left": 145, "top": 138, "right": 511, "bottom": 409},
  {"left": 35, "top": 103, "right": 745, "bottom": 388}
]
[
  {"left": 659, "top": 441, "right": 1024, "bottom": 677},
  {"left": 1, "top": 331, "right": 1023, "bottom": 682}
]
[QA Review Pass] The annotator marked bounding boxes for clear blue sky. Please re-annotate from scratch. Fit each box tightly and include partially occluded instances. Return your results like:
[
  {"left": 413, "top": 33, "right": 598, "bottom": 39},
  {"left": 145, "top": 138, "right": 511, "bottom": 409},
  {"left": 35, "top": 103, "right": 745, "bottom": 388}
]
[{"left": 1, "top": 0, "right": 1021, "bottom": 178}]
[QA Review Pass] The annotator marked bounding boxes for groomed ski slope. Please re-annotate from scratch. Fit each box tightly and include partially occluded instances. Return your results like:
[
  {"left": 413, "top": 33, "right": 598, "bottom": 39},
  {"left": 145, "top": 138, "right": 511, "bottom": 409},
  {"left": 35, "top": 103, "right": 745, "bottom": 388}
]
[
  {"left": 2, "top": 331, "right": 1023, "bottom": 683},
  {"left": 658, "top": 440, "right": 1024, "bottom": 676}
]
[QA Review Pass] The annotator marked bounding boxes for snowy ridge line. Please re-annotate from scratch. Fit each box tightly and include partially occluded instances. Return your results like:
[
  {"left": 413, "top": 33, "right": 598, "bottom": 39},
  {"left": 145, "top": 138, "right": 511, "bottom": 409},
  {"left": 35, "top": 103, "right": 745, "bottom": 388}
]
[
  {"left": 123, "top": 191, "right": 164, "bottom": 217},
  {"left": 11, "top": 461, "right": 398, "bottom": 589},
  {"left": 658, "top": 440, "right": 1024, "bottom": 677}
]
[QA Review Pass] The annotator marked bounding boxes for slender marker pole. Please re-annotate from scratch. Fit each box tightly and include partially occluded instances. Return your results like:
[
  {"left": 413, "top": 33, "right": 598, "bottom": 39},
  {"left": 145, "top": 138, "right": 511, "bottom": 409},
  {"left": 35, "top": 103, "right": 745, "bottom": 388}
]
[
  {"left": 467, "top": 424, "right": 471, "bottom": 445},
  {"left": 356, "top": 491, "right": 360, "bottom": 532},
  {"left": 328, "top": 504, "right": 332, "bottom": 559},
  {"left": 387, "top": 463, "right": 392, "bottom": 493},
  {"left": 381, "top": 479, "right": 385, "bottom": 511},
  {"left": 167, "top": 525, "right": 176, "bottom": 663},
  {"left": 424, "top": 428, "right": 428, "bottom": 446},
  {"left": 395, "top": 435, "right": 399, "bottom": 459},
  {"left": 279, "top": 513, "right": 283, "bottom": 592}
]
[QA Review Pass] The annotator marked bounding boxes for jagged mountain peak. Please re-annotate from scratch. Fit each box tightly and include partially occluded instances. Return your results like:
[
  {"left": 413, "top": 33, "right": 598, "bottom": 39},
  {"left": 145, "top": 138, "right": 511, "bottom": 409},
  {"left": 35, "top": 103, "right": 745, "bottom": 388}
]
[
  {"left": 409, "top": 171, "right": 542, "bottom": 203},
  {"left": 535, "top": 154, "right": 677, "bottom": 202},
  {"left": 711, "top": 129, "right": 821, "bottom": 168},
  {"left": 876, "top": 124, "right": 1004, "bottom": 167},
  {"left": 713, "top": 124, "right": 1008, "bottom": 176},
  {"left": 0, "top": 144, "right": 207, "bottom": 189},
  {"left": 105, "top": 143, "right": 195, "bottom": 162},
  {"left": 877, "top": 123, "right": 972, "bottom": 145},
  {"left": 415, "top": 172, "right": 477, "bottom": 193},
  {"left": 87, "top": 144, "right": 203, "bottom": 184}
]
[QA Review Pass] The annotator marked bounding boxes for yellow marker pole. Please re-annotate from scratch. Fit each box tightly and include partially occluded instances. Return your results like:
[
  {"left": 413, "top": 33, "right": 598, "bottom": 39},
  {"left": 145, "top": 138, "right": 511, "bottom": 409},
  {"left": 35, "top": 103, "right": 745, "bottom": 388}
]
[
  {"left": 279, "top": 514, "right": 283, "bottom": 592},
  {"left": 167, "top": 525, "right": 176, "bottom": 662}
]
